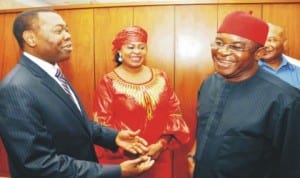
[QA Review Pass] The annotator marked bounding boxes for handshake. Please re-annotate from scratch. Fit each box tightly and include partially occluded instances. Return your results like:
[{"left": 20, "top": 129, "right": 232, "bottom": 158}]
[{"left": 115, "top": 129, "right": 167, "bottom": 177}]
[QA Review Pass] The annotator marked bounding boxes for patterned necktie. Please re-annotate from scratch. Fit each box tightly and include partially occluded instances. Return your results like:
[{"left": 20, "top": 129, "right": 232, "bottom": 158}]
[
  {"left": 55, "top": 69, "right": 75, "bottom": 102},
  {"left": 55, "top": 69, "right": 82, "bottom": 113}
]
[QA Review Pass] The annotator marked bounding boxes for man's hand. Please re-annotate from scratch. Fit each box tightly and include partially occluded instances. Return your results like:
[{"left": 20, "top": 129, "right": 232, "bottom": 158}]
[
  {"left": 187, "top": 154, "right": 195, "bottom": 178},
  {"left": 187, "top": 140, "right": 196, "bottom": 178},
  {"left": 116, "top": 129, "right": 149, "bottom": 155},
  {"left": 120, "top": 155, "right": 155, "bottom": 177}
]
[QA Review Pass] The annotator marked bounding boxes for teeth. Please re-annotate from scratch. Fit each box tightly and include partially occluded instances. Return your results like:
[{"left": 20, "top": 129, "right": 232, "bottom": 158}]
[{"left": 216, "top": 59, "right": 233, "bottom": 67}]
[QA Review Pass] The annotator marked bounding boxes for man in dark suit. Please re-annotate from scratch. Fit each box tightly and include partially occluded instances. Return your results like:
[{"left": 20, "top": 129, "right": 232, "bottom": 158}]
[{"left": 0, "top": 8, "right": 154, "bottom": 178}]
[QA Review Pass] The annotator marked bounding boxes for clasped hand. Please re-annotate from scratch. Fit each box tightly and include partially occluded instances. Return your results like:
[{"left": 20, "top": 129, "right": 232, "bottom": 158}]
[
  {"left": 116, "top": 129, "right": 149, "bottom": 155},
  {"left": 116, "top": 129, "right": 155, "bottom": 177},
  {"left": 116, "top": 129, "right": 165, "bottom": 159}
]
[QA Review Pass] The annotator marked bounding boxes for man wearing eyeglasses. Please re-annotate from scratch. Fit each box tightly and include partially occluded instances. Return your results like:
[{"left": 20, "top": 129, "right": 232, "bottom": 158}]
[
  {"left": 188, "top": 11, "right": 300, "bottom": 178},
  {"left": 259, "top": 22, "right": 300, "bottom": 89}
]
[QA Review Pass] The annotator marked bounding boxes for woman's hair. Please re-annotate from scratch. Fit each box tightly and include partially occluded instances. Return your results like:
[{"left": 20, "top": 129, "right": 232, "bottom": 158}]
[{"left": 112, "top": 25, "right": 148, "bottom": 66}]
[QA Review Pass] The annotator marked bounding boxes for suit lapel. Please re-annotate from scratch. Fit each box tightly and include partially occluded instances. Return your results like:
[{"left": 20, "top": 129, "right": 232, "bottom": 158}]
[
  {"left": 42, "top": 76, "right": 82, "bottom": 116},
  {"left": 19, "top": 55, "right": 90, "bottom": 131},
  {"left": 67, "top": 84, "right": 89, "bottom": 117}
]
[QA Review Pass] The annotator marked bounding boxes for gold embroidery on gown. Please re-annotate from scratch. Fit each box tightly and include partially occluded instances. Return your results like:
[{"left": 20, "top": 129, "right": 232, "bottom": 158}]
[{"left": 109, "top": 69, "right": 165, "bottom": 120}]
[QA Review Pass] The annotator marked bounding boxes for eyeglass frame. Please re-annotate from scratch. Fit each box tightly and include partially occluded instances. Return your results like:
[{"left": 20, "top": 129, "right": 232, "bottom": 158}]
[{"left": 210, "top": 39, "right": 255, "bottom": 53}]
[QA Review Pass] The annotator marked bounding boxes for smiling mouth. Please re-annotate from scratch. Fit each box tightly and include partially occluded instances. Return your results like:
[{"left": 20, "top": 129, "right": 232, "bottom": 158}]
[
  {"left": 131, "top": 56, "right": 141, "bottom": 61},
  {"left": 63, "top": 44, "right": 73, "bottom": 52},
  {"left": 215, "top": 58, "right": 236, "bottom": 68}
]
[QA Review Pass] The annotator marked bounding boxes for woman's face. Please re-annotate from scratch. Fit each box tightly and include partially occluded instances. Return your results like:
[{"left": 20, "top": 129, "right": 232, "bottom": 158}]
[{"left": 119, "top": 41, "right": 147, "bottom": 68}]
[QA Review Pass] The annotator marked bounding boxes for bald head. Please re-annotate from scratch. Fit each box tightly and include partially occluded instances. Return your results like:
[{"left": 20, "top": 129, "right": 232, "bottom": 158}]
[
  {"left": 267, "top": 23, "right": 287, "bottom": 44},
  {"left": 261, "top": 23, "right": 287, "bottom": 68}
]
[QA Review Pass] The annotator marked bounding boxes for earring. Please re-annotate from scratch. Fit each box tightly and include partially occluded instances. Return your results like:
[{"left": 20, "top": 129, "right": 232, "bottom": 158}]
[{"left": 118, "top": 54, "right": 123, "bottom": 63}]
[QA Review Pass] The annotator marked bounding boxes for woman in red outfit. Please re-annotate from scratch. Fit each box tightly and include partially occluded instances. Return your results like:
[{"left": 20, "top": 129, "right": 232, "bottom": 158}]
[{"left": 93, "top": 26, "right": 190, "bottom": 178}]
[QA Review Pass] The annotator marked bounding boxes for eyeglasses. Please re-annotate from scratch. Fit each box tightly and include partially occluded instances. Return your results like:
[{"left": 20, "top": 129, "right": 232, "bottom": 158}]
[{"left": 211, "top": 40, "right": 253, "bottom": 53}]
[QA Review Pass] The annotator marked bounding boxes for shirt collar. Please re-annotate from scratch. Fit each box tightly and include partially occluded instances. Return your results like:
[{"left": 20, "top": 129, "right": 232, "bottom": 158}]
[
  {"left": 281, "top": 55, "right": 296, "bottom": 70},
  {"left": 23, "top": 52, "right": 60, "bottom": 78},
  {"left": 259, "top": 54, "right": 295, "bottom": 71}
]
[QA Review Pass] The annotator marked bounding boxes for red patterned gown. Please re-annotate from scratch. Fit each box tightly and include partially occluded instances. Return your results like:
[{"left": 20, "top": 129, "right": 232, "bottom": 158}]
[{"left": 93, "top": 68, "right": 190, "bottom": 178}]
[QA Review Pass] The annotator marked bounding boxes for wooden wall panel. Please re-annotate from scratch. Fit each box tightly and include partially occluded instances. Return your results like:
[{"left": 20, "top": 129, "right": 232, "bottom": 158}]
[
  {"left": 0, "top": 15, "right": 4, "bottom": 78},
  {"left": 134, "top": 6, "right": 175, "bottom": 85},
  {"left": 58, "top": 9, "right": 95, "bottom": 117},
  {"left": 94, "top": 7, "right": 133, "bottom": 85},
  {"left": 219, "top": 0, "right": 300, "bottom": 2},
  {"left": 0, "top": 12, "right": 19, "bottom": 177},
  {"left": 0, "top": 2, "right": 300, "bottom": 177},
  {"left": 133, "top": 5, "right": 177, "bottom": 177},
  {"left": 263, "top": 4, "right": 300, "bottom": 59},
  {"left": 217, "top": 4, "right": 262, "bottom": 24},
  {"left": 0, "top": 13, "right": 6, "bottom": 177},
  {"left": 174, "top": 5, "right": 217, "bottom": 178},
  {"left": 0, "top": 13, "right": 20, "bottom": 79}
]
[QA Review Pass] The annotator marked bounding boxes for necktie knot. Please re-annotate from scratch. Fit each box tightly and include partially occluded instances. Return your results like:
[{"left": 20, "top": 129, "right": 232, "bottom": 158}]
[{"left": 55, "top": 69, "right": 68, "bottom": 83}]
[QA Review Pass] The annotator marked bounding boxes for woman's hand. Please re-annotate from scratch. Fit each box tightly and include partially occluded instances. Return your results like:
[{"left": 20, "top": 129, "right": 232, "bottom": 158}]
[
  {"left": 145, "top": 139, "right": 166, "bottom": 160},
  {"left": 116, "top": 129, "right": 149, "bottom": 155}
]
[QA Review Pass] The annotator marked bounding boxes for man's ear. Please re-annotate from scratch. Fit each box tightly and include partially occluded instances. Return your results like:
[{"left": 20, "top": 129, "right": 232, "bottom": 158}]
[
  {"left": 22, "top": 30, "right": 36, "bottom": 47},
  {"left": 255, "top": 46, "right": 269, "bottom": 61}
]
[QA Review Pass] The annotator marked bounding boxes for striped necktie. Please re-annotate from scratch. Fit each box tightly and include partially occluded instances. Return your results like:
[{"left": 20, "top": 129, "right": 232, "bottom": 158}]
[
  {"left": 55, "top": 69, "right": 82, "bottom": 112},
  {"left": 55, "top": 69, "right": 75, "bottom": 102}
]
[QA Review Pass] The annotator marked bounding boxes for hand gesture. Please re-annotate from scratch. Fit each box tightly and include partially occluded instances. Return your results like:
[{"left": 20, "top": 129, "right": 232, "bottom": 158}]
[
  {"left": 145, "top": 141, "right": 165, "bottom": 160},
  {"left": 116, "top": 129, "right": 149, "bottom": 155},
  {"left": 120, "top": 155, "right": 155, "bottom": 177}
]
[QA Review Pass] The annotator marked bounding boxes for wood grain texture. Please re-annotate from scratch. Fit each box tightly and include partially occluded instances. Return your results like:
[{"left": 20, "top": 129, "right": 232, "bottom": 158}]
[
  {"left": 58, "top": 9, "right": 95, "bottom": 117},
  {"left": 217, "top": 4, "right": 262, "bottom": 24},
  {"left": 134, "top": 5, "right": 175, "bottom": 85},
  {"left": 0, "top": 13, "right": 20, "bottom": 79},
  {"left": 0, "top": 2, "right": 300, "bottom": 177},
  {"left": 263, "top": 4, "right": 300, "bottom": 59},
  {"left": 174, "top": 5, "right": 217, "bottom": 178},
  {"left": 0, "top": 13, "right": 19, "bottom": 178},
  {"left": 94, "top": 7, "right": 133, "bottom": 84}
]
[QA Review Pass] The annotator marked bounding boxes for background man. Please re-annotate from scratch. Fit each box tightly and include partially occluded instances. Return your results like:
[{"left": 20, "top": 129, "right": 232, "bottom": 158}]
[{"left": 259, "top": 22, "right": 300, "bottom": 88}]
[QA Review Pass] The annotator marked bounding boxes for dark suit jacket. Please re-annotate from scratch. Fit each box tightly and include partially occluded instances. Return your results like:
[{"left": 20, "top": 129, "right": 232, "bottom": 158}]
[{"left": 0, "top": 55, "right": 121, "bottom": 178}]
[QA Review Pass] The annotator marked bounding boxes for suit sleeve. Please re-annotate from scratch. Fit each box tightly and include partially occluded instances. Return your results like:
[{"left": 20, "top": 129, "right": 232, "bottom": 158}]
[
  {"left": 0, "top": 85, "right": 121, "bottom": 178},
  {"left": 90, "top": 120, "right": 119, "bottom": 152}
]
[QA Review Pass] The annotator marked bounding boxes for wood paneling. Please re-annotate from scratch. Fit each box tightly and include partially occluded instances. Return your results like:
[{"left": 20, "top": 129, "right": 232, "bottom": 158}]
[
  {"left": 219, "top": 0, "right": 300, "bottom": 3},
  {"left": 1, "top": 2, "right": 300, "bottom": 177},
  {"left": 0, "top": 15, "right": 4, "bottom": 78},
  {"left": 174, "top": 5, "right": 217, "bottom": 178},
  {"left": 217, "top": 4, "right": 262, "bottom": 24},
  {"left": 134, "top": 6, "right": 175, "bottom": 85},
  {"left": 94, "top": 7, "right": 133, "bottom": 84},
  {"left": 58, "top": 9, "right": 95, "bottom": 117},
  {"left": 263, "top": 4, "right": 300, "bottom": 59},
  {"left": 0, "top": 13, "right": 20, "bottom": 79},
  {"left": 0, "top": 13, "right": 19, "bottom": 177}
]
